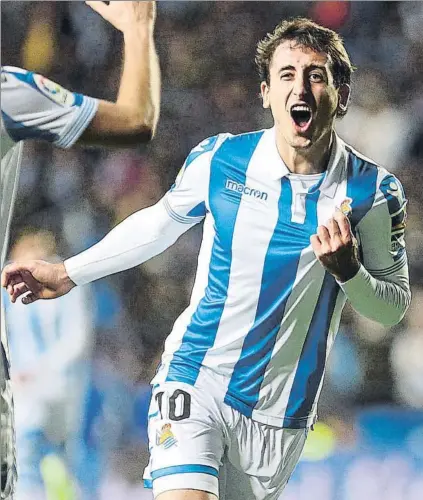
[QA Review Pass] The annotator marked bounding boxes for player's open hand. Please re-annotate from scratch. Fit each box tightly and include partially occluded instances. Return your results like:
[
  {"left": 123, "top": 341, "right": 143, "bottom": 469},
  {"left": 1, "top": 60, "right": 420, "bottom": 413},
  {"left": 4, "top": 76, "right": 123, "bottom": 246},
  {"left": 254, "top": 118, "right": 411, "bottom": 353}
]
[
  {"left": 310, "top": 209, "right": 361, "bottom": 283},
  {"left": 86, "top": 1, "right": 156, "bottom": 32},
  {"left": 1, "top": 260, "right": 75, "bottom": 305}
]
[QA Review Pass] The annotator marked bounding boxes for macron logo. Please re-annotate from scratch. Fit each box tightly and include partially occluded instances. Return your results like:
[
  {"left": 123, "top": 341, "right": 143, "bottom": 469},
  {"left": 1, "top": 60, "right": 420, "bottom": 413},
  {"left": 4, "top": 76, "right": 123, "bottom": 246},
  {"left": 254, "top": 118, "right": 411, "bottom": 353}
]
[{"left": 225, "top": 179, "right": 268, "bottom": 201}]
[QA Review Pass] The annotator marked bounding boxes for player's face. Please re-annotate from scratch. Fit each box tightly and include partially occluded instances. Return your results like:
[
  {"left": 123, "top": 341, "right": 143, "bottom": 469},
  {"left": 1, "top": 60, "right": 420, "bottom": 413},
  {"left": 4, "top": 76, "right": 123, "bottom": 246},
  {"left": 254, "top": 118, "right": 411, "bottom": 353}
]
[{"left": 261, "top": 41, "right": 348, "bottom": 150}]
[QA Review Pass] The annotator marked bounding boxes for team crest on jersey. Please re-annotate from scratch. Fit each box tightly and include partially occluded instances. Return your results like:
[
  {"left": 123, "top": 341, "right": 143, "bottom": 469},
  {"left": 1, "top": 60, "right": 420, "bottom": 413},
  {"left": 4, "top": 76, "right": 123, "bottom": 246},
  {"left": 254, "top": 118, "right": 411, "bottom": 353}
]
[
  {"left": 33, "top": 74, "right": 75, "bottom": 106},
  {"left": 339, "top": 197, "right": 353, "bottom": 216},
  {"left": 156, "top": 423, "right": 177, "bottom": 449}
]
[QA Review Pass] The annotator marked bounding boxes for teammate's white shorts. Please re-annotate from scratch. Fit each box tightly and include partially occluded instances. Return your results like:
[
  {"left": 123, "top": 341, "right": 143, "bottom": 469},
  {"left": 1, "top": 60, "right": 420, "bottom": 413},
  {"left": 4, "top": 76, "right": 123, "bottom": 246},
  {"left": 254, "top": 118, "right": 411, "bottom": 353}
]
[{"left": 143, "top": 368, "right": 307, "bottom": 499}]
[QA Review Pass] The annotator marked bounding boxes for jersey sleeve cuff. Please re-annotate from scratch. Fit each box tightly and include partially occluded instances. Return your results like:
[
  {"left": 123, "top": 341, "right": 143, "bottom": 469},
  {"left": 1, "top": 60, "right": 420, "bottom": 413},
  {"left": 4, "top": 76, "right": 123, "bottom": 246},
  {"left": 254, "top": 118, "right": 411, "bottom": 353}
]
[
  {"left": 54, "top": 96, "right": 99, "bottom": 149},
  {"left": 337, "top": 264, "right": 371, "bottom": 293},
  {"left": 64, "top": 255, "right": 91, "bottom": 287}
]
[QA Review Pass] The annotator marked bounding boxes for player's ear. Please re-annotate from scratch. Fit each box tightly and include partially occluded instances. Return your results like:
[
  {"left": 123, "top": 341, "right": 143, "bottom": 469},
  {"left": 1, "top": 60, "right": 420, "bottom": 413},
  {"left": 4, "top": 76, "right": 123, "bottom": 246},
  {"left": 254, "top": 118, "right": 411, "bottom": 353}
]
[
  {"left": 260, "top": 81, "right": 271, "bottom": 109},
  {"left": 337, "top": 83, "right": 351, "bottom": 115}
]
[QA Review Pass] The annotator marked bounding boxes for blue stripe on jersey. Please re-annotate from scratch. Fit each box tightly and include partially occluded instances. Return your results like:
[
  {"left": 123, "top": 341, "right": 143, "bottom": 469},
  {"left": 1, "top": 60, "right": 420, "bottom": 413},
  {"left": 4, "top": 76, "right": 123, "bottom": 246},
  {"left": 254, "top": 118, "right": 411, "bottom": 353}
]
[
  {"left": 379, "top": 175, "right": 406, "bottom": 212},
  {"left": 345, "top": 149, "right": 379, "bottom": 231},
  {"left": 281, "top": 153, "right": 377, "bottom": 425},
  {"left": 283, "top": 272, "right": 339, "bottom": 427},
  {"left": 186, "top": 136, "right": 219, "bottom": 168},
  {"left": 3, "top": 68, "right": 38, "bottom": 89},
  {"left": 151, "top": 464, "right": 218, "bottom": 480},
  {"left": 1, "top": 110, "right": 59, "bottom": 143},
  {"left": 187, "top": 202, "right": 206, "bottom": 217},
  {"left": 74, "top": 93, "right": 83, "bottom": 106},
  {"left": 166, "top": 132, "right": 264, "bottom": 385},
  {"left": 225, "top": 176, "right": 322, "bottom": 415}
]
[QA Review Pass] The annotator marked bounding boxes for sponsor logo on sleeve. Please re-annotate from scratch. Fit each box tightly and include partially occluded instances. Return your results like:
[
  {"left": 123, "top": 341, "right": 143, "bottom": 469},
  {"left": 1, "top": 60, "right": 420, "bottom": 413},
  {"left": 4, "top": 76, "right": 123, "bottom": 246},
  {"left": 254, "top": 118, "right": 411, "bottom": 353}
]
[{"left": 33, "top": 74, "right": 75, "bottom": 106}]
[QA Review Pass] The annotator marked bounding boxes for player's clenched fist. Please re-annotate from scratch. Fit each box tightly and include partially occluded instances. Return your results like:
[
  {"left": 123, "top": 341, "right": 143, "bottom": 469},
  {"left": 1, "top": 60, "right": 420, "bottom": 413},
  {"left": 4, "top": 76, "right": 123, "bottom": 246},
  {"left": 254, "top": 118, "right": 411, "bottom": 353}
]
[
  {"left": 86, "top": 1, "right": 156, "bottom": 32},
  {"left": 1, "top": 260, "right": 75, "bottom": 305},
  {"left": 310, "top": 209, "right": 361, "bottom": 283}
]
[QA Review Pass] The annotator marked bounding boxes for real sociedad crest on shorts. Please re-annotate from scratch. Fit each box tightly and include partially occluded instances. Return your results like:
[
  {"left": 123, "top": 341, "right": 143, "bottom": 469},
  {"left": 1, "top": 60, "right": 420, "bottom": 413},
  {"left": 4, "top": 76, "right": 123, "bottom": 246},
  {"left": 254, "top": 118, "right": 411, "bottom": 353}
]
[{"left": 156, "top": 423, "right": 177, "bottom": 449}]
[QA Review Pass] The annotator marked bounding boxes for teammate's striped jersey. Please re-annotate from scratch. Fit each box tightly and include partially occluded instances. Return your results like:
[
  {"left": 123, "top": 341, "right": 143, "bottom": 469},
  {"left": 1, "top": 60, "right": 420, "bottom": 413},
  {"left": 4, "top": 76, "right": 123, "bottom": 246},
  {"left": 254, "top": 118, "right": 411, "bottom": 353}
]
[
  {"left": 150, "top": 128, "right": 409, "bottom": 428},
  {"left": 1, "top": 66, "right": 98, "bottom": 267},
  {"left": 0, "top": 66, "right": 98, "bottom": 436}
]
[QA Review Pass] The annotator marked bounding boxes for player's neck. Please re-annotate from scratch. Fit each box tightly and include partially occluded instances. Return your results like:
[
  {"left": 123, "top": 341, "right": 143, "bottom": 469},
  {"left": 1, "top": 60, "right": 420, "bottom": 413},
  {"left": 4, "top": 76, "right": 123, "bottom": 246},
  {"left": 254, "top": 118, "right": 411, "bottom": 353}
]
[{"left": 276, "top": 130, "right": 333, "bottom": 175}]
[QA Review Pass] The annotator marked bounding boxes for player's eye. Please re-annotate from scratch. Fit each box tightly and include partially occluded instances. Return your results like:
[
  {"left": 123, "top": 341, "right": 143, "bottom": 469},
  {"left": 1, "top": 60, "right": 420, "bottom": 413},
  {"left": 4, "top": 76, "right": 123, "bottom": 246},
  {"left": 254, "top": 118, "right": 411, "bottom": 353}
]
[
  {"left": 309, "top": 72, "right": 325, "bottom": 83},
  {"left": 280, "top": 72, "right": 294, "bottom": 81}
]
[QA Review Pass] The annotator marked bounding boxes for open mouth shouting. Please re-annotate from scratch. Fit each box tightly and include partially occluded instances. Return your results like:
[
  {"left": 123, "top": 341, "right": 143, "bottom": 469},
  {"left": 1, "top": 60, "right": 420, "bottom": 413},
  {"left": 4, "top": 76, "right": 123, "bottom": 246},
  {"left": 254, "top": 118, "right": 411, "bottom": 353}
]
[{"left": 290, "top": 103, "right": 313, "bottom": 133}]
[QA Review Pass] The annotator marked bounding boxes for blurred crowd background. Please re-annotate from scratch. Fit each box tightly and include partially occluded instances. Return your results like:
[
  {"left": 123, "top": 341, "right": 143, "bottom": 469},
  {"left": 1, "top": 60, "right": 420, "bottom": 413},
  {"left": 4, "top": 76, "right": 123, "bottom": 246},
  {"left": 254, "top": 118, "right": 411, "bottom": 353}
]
[{"left": 1, "top": 1, "right": 423, "bottom": 499}]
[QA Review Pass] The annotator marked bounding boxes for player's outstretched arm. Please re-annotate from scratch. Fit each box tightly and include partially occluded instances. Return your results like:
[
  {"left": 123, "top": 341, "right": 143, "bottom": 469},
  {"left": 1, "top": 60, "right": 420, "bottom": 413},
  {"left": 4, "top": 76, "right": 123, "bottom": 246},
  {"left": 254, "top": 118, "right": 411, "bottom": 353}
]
[
  {"left": 2, "top": 137, "right": 213, "bottom": 304},
  {"left": 1, "top": 261, "right": 75, "bottom": 304},
  {"left": 81, "top": 1, "right": 161, "bottom": 145},
  {"left": 1, "top": 2, "right": 160, "bottom": 149}
]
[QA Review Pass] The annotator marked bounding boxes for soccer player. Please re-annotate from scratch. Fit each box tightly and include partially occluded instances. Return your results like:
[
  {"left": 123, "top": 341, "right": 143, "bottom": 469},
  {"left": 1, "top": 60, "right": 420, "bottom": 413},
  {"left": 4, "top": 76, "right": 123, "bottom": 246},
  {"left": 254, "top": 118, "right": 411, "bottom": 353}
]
[
  {"left": 3, "top": 230, "right": 94, "bottom": 500},
  {"left": 1, "top": 2, "right": 160, "bottom": 498},
  {"left": 2, "top": 18, "right": 411, "bottom": 500}
]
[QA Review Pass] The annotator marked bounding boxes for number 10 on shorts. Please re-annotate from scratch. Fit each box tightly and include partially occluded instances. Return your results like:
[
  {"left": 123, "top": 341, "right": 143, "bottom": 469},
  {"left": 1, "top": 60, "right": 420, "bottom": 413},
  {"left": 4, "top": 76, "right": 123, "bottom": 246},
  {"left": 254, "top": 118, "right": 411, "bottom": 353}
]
[{"left": 155, "top": 388, "right": 191, "bottom": 422}]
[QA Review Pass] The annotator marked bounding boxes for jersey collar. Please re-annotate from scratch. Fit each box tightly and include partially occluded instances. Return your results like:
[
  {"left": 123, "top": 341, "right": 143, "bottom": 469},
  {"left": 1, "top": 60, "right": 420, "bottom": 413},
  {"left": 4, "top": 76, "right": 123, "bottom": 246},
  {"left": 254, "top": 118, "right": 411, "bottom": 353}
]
[{"left": 265, "top": 127, "right": 347, "bottom": 199}]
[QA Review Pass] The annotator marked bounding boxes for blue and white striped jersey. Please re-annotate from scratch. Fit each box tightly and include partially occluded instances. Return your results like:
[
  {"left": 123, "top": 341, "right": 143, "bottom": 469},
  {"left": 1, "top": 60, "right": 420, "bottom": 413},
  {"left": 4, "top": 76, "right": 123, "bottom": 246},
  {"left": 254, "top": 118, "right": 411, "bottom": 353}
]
[
  {"left": 1, "top": 66, "right": 98, "bottom": 392},
  {"left": 1, "top": 66, "right": 98, "bottom": 266},
  {"left": 152, "top": 128, "right": 408, "bottom": 428},
  {"left": 66, "top": 127, "right": 409, "bottom": 429}
]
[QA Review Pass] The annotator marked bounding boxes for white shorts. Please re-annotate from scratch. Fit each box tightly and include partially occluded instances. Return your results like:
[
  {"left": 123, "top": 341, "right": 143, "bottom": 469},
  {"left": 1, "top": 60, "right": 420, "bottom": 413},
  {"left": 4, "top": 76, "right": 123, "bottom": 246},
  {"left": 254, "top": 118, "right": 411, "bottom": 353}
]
[{"left": 143, "top": 370, "right": 307, "bottom": 500}]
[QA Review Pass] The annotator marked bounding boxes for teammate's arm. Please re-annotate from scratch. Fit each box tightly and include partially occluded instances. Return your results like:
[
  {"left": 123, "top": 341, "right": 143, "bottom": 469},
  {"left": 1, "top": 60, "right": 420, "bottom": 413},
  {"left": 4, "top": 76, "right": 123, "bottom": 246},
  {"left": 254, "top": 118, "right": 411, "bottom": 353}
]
[
  {"left": 1, "top": 1, "right": 160, "bottom": 148},
  {"left": 311, "top": 175, "right": 411, "bottom": 327},
  {"left": 80, "top": 1, "right": 160, "bottom": 145}
]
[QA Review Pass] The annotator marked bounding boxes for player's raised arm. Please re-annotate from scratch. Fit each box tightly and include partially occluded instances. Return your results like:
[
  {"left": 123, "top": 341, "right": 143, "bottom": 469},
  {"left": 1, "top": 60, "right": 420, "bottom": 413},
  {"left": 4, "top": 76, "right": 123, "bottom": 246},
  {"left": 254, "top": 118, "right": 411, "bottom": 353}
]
[
  {"left": 1, "top": 1, "right": 160, "bottom": 149},
  {"left": 81, "top": 1, "right": 160, "bottom": 145}
]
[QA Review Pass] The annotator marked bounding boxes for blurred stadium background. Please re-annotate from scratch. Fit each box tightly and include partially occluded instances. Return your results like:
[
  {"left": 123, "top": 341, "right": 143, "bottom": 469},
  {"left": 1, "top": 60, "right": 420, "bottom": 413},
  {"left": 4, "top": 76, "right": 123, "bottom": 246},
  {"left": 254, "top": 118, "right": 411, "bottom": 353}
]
[{"left": 1, "top": 1, "right": 423, "bottom": 499}]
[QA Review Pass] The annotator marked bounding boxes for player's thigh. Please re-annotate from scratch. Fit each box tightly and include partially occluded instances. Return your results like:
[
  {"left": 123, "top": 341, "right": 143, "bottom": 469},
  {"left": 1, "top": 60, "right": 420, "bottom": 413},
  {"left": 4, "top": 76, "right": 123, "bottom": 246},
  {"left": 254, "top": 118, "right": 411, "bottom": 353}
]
[
  {"left": 157, "top": 490, "right": 217, "bottom": 500},
  {"left": 144, "top": 382, "right": 225, "bottom": 498},
  {"left": 226, "top": 419, "right": 307, "bottom": 500},
  {"left": 218, "top": 458, "right": 257, "bottom": 500}
]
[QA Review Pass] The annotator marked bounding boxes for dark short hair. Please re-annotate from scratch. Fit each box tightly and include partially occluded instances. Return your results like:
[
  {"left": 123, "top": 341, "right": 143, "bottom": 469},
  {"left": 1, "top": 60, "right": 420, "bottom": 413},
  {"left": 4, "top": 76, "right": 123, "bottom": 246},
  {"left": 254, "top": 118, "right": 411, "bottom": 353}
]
[{"left": 256, "top": 17, "right": 354, "bottom": 89}]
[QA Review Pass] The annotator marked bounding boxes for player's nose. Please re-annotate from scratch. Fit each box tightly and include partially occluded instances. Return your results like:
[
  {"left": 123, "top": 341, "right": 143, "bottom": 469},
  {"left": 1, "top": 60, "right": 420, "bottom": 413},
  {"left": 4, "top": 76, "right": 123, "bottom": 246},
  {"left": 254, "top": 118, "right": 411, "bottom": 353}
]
[{"left": 292, "top": 75, "right": 308, "bottom": 99}]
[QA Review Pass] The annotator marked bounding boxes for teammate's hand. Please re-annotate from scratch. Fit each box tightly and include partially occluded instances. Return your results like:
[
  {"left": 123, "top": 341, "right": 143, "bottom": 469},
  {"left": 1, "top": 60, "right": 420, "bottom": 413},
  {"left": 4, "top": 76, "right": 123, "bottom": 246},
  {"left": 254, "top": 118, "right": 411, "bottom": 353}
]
[
  {"left": 310, "top": 209, "right": 361, "bottom": 283},
  {"left": 86, "top": 1, "right": 156, "bottom": 32},
  {"left": 1, "top": 261, "right": 75, "bottom": 305}
]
